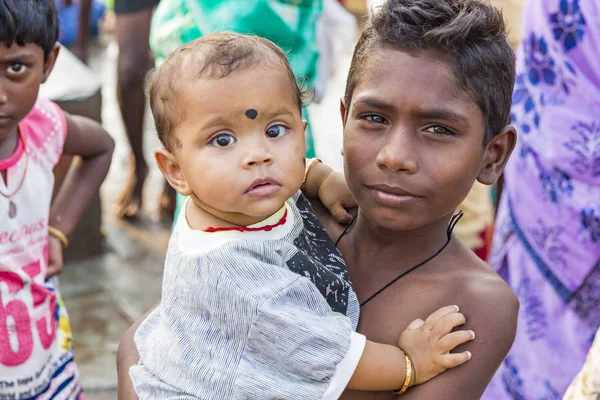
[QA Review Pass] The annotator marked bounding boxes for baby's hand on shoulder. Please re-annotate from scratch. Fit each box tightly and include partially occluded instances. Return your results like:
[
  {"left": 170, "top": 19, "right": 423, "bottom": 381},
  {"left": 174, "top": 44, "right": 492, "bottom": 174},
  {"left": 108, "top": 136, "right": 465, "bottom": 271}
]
[
  {"left": 318, "top": 171, "right": 356, "bottom": 224},
  {"left": 399, "top": 305, "right": 475, "bottom": 387}
]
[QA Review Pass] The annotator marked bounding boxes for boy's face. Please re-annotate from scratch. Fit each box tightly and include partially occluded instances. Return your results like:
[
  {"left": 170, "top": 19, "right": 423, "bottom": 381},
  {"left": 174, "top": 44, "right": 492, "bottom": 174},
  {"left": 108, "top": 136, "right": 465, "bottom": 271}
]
[
  {"left": 160, "top": 64, "right": 306, "bottom": 226},
  {"left": 342, "top": 47, "right": 513, "bottom": 231},
  {"left": 0, "top": 43, "right": 56, "bottom": 141}
]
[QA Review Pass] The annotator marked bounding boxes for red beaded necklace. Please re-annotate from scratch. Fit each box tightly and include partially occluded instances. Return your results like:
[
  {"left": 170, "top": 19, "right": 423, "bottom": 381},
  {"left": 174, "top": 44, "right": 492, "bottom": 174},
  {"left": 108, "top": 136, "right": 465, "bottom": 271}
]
[{"left": 204, "top": 209, "right": 288, "bottom": 233}]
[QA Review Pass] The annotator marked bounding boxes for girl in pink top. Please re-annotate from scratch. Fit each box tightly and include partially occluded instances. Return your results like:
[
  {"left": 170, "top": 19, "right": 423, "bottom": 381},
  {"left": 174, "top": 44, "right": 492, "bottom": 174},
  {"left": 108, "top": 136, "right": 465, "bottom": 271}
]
[{"left": 0, "top": 1, "right": 114, "bottom": 398}]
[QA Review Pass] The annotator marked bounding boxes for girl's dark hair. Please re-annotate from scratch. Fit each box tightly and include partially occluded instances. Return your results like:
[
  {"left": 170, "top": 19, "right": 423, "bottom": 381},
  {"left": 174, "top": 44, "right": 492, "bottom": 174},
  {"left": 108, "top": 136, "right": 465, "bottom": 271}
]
[
  {"left": 345, "top": 0, "right": 516, "bottom": 143},
  {"left": 0, "top": 0, "right": 59, "bottom": 60}
]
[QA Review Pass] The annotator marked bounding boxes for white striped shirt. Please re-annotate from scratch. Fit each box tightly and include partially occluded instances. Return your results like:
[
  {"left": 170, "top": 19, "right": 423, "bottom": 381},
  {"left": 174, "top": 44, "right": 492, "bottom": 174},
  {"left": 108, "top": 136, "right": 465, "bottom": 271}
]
[{"left": 131, "top": 192, "right": 363, "bottom": 399}]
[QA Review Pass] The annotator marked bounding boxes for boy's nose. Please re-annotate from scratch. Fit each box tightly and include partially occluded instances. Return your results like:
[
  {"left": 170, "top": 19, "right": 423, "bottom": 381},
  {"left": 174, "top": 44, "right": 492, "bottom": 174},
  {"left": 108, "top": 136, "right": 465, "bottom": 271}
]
[{"left": 375, "top": 130, "right": 418, "bottom": 173}]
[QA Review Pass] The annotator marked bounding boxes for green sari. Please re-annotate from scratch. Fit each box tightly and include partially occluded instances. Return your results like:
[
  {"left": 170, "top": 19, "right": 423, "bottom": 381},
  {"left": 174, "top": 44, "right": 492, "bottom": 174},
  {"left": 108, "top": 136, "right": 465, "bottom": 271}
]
[{"left": 150, "top": 0, "right": 322, "bottom": 220}]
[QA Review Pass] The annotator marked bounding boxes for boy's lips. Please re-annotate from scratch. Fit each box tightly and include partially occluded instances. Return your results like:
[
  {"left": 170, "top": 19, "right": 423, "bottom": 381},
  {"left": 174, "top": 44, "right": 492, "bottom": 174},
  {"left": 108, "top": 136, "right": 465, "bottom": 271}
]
[
  {"left": 365, "top": 184, "right": 423, "bottom": 207},
  {"left": 245, "top": 177, "right": 282, "bottom": 198}
]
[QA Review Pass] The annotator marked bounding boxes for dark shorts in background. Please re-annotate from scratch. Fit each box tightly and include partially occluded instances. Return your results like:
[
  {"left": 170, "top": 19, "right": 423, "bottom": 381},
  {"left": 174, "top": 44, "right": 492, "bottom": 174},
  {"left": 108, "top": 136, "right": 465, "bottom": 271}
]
[{"left": 114, "top": 0, "right": 160, "bottom": 14}]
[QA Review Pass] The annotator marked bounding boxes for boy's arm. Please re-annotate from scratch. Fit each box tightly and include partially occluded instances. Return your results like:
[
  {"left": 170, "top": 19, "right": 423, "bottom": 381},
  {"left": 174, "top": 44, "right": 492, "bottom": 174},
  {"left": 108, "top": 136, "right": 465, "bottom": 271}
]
[
  {"left": 117, "top": 305, "right": 157, "bottom": 400},
  {"left": 398, "top": 283, "right": 518, "bottom": 400},
  {"left": 49, "top": 113, "right": 114, "bottom": 236}
]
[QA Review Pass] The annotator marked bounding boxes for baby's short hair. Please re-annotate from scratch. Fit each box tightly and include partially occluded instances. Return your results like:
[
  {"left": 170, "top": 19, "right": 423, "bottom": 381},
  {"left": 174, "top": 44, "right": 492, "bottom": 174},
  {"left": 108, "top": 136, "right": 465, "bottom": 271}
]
[
  {"left": 149, "top": 32, "right": 306, "bottom": 148},
  {"left": 0, "top": 0, "right": 59, "bottom": 60},
  {"left": 345, "top": 0, "right": 515, "bottom": 143}
]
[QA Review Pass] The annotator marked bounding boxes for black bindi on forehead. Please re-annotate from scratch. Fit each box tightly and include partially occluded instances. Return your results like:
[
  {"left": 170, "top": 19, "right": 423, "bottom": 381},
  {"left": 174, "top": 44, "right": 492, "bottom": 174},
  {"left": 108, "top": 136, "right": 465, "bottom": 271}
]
[{"left": 245, "top": 109, "right": 258, "bottom": 120}]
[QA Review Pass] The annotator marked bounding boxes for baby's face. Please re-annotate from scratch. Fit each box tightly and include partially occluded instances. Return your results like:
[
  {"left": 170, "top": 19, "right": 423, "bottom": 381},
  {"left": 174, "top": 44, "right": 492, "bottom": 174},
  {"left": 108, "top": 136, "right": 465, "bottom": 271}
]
[{"left": 172, "top": 65, "right": 306, "bottom": 224}]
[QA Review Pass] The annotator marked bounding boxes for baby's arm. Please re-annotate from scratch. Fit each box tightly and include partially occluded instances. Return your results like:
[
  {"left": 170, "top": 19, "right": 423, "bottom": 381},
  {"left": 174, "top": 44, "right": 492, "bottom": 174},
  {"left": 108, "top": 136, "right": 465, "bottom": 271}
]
[
  {"left": 348, "top": 305, "right": 474, "bottom": 392},
  {"left": 302, "top": 159, "right": 356, "bottom": 223},
  {"left": 235, "top": 270, "right": 473, "bottom": 399}
]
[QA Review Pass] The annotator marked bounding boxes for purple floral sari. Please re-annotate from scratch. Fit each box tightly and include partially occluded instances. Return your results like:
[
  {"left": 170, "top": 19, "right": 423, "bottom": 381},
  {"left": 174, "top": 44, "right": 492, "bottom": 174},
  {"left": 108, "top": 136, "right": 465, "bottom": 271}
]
[{"left": 483, "top": 1, "right": 600, "bottom": 399}]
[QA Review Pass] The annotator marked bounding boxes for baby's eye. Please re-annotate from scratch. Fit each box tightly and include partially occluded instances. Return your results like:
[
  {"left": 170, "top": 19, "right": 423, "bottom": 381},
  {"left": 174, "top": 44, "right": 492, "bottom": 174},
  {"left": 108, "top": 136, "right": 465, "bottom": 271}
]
[
  {"left": 363, "top": 114, "right": 388, "bottom": 125},
  {"left": 265, "top": 125, "right": 289, "bottom": 138},
  {"left": 425, "top": 125, "right": 455, "bottom": 136},
  {"left": 210, "top": 133, "right": 236, "bottom": 147},
  {"left": 6, "top": 63, "right": 27, "bottom": 75}
]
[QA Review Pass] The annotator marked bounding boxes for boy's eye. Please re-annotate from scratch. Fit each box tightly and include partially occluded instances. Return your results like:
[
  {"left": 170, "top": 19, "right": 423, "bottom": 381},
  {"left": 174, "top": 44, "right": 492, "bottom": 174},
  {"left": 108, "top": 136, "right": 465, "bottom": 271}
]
[
  {"left": 7, "top": 63, "right": 27, "bottom": 75},
  {"left": 265, "top": 125, "right": 289, "bottom": 138},
  {"left": 425, "top": 125, "right": 455, "bottom": 136},
  {"left": 363, "top": 114, "right": 389, "bottom": 125},
  {"left": 210, "top": 133, "right": 236, "bottom": 147}
]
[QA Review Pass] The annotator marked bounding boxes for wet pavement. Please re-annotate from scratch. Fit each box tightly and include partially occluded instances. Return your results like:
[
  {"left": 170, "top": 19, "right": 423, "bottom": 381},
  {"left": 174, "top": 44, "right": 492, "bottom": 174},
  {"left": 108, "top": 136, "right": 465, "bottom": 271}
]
[{"left": 59, "top": 1, "right": 524, "bottom": 397}]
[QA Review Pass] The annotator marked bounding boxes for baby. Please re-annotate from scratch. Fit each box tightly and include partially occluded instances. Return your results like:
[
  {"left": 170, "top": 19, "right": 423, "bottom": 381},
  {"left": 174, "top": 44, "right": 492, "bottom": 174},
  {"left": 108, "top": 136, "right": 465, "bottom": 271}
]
[{"left": 129, "top": 32, "right": 474, "bottom": 399}]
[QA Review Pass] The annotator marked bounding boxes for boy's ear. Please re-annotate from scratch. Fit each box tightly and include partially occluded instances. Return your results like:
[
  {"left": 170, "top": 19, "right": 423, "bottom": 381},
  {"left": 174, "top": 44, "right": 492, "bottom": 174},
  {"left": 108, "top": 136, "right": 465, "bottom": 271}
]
[
  {"left": 477, "top": 125, "right": 517, "bottom": 185},
  {"left": 155, "top": 147, "right": 193, "bottom": 197},
  {"left": 339, "top": 99, "right": 348, "bottom": 157},
  {"left": 339, "top": 99, "right": 348, "bottom": 129},
  {"left": 41, "top": 43, "right": 60, "bottom": 84}
]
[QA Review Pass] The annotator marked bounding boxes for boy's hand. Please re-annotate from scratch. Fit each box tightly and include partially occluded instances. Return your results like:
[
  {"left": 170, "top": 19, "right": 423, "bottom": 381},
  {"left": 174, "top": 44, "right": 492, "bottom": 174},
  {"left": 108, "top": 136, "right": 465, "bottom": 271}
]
[
  {"left": 399, "top": 305, "right": 474, "bottom": 386},
  {"left": 46, "top": 236, "right": 64, "bottom": 279},
  {"left": 317, "top": 171, "right": 356, "bottom": 224}
]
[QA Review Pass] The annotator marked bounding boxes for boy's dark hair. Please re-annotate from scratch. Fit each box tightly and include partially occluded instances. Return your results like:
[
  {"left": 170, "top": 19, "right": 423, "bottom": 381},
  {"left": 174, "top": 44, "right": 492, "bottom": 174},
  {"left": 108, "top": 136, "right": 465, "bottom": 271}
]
[
  {"left": 345, "top": 0, "right": 515, "bottom": 143},
  {"left": 149, "top": 32, "right": 309, "bottom": 149},
  {"left": 0, "top": 0, "right": 59, "bottom": 60}
]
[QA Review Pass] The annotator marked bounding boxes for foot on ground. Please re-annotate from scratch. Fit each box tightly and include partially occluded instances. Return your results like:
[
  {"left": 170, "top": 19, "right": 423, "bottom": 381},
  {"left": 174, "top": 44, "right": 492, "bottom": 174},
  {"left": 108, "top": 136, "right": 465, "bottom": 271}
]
[{"left": 116, "top": 158, "right": 148, "bottom": 220}]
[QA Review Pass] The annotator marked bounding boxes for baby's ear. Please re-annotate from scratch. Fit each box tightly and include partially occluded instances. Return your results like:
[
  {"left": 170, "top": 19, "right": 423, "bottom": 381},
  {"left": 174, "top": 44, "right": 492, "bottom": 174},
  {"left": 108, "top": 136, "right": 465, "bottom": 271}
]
[
  {"left": 477, "top": 125, "right": 517, "bottom": 185},
  {"left": 155, "top": 147, "right": 193, "bottom": 197}
]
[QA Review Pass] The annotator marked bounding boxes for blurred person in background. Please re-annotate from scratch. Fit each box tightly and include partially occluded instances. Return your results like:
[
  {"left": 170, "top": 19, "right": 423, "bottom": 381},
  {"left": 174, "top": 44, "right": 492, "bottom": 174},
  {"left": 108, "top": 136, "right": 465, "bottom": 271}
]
[
  {"left": 483, "top": 1, "right": 600, "bottom": 398},
  {"left": 149, "top": 0, "right": 324, "bottom": 221},
  {"left": 55, "top": 0, "right": 105, "bottom": 62},
  {"left": 113, "top": 0, "right": 178, "bottom": 220},
  {"left": 564, "top": 328, "right": 600, "bottom": 400},
  {"left": 0, "top": 1, "right": 114, "bottom": 396}
]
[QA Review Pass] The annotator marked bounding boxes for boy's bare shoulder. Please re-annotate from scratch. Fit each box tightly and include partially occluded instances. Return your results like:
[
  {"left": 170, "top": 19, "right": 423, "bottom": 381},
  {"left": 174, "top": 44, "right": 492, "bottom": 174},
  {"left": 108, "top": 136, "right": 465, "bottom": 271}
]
[
  {"left": 449, "top": 241, "right": 519, "bottom": 353},
  {"left": 455, "top": 242, "right": 518, "bottom": 309},
  {"left": 395, "top": 243, "right": 521, "bottom": 399}
]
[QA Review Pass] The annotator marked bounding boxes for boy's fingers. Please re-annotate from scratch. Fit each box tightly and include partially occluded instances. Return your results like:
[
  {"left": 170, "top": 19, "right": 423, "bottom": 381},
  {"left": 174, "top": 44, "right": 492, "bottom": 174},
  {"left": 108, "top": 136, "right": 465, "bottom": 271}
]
[
  {"left": 331, "top": 204, "right": 353, "bottom": 223},
  {"left": 422, "top": 305, "right": 460, "bottom": 331},
  {"left": 441, "top": 351, "right": 472, "bottom": 369},
  {"left": 342, "top": 194, "right": 358, "bottom": 207},
  {"left": 431, "top": 312, "right": 467, "bottom": 338},
  {"left": 437, "top": 330, "right": 475, "bottom": 353},
  {"left": 406, "top": 318, "right": 425, "bottom": 331}
]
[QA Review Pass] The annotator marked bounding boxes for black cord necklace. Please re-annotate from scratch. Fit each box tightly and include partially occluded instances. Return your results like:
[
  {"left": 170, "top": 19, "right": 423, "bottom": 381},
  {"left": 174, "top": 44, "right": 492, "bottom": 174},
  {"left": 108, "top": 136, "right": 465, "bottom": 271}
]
[{"left": 335, "top": 211, "right": 464, "bottom": 307}]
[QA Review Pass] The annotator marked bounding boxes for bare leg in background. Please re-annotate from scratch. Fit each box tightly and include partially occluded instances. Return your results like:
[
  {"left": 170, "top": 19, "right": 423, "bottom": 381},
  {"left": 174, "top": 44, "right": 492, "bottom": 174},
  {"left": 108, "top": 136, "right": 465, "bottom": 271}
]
[
  {"left": 73, "top": 0, "right": 92, "bottom": 63},
  {"left": 114, "top": 8, "right": 175, "bottom": 219},
  {"left": 114, "top": 10, "right": 152, "bottom": 219}
]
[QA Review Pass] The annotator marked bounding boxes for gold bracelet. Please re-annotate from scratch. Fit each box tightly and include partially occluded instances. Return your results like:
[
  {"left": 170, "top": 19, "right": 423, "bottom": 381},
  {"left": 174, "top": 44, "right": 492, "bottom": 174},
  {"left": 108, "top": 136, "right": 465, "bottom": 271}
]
[
  {"left": 48, "top": 226, "right": 69, "bottom": 248},
  {"left": 301, "top": 157, "right": 322, "bottom": 193},
  {"left": 393, "top": 352, "right": 413, "bottom": 395}
]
